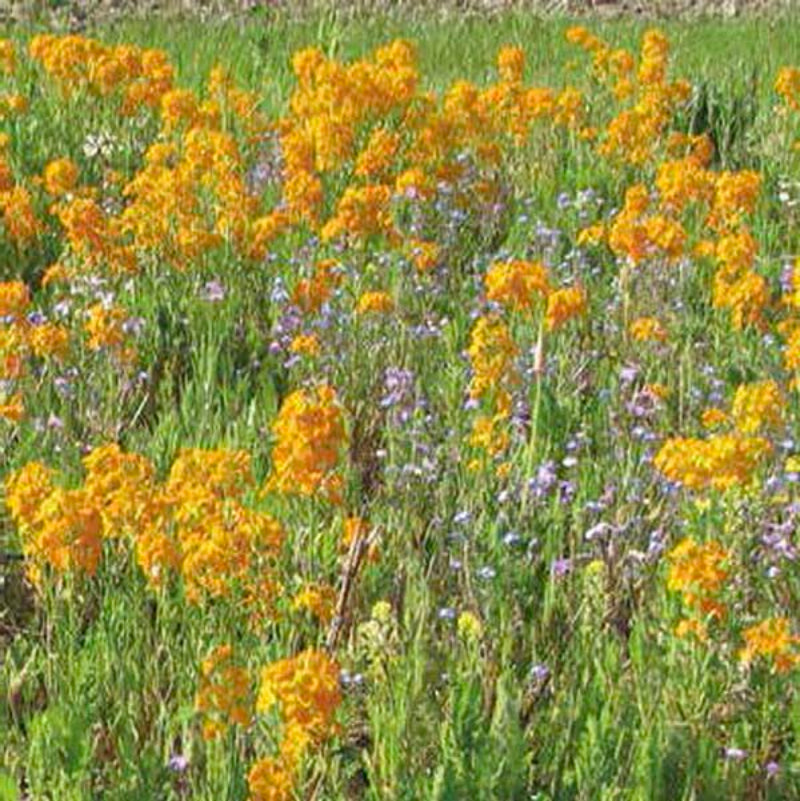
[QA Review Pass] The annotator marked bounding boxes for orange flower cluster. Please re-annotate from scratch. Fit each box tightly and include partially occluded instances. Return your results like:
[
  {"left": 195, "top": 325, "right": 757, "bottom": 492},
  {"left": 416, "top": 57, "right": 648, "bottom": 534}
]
[
  {"left": 29, "top": 34, "right": 173, "bottom": 112},
  {"left": 654, "top": 433, "right": 771, "bottom": 491},
  {"left": 485, "top": 258, "right": 586, "bottom": 329},
  {"left": 264, "top": 385, "right": 347, "bottom": 503},
  {"left": 5, "top": 445, "right": 284, "bottom": 606},
  {"left": 739, "top": 618, "right": 800, "bottom": 673},
  {"left": 546, "top": 286, "right": 587, "bottom": 332},
  {"left": 0, "top": 152, "right": 42, "bottom": 246},
  {"left": 629, "top": 316, "right": 668, "bottom": 343},
  {"left": 5, "top": 461, "right": 101, "bottom": 585},
  {"left": 607, "top": 184, "right": 687, "bottom": 265},
  {"left": 356, "top": 290, "right": 395, "bottom": 315},
  {"left": 0, "top": 281, "right": 69, "bottom": 380},
  {"left": 195, "top": 644, "right": 252, "bottom": 741},
  {"left": 655, "top": 377, "right": 782, "bottom": 491},
  {"left": 249, "top": 649, "right": 341, "bottom": 801},
  {"left": 119, "top": 128, "right": 255, "bottom": 269},
  {"left": 485, "top": 259, "right": 550, "bottom": 312},
  {"left": 667, "top": 537, "right": 729, "bottom": 624},
  {"left": 0, "top": 280, "right": 71, "bottom": 422},
  {"left": 567, "top": 28, "right": 691, "bottom": 166},
  {"left": 775, "top": 66, "right": 800, "bottom": 111},
  {"left": 466, "top": 314, "right": 517, "bottom": 464},
  {"left": 84, "top": 302, "right": 135, "bottom": 362},
  {"left": 292, "top": 259, "right": 342, "bottom": 313},
  {"left": 292, "top": 582, "right": 337, "bottom": 625},
  {"left": 153, "top": 448, "right": 284, "bottom": 604},
  {"left": 730, "top": 380, "right": 784, "bottom": 434},
  {"left": 467, "top": 314, "right": 518, "bottom": 403},
  {"left": 0, "top": 39, "right": 15, "bottom": 74}
]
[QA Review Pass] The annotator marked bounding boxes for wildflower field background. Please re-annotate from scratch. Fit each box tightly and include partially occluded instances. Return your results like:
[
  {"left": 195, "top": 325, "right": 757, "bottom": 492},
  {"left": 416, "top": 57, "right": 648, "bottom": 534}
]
[{"left": 2, "top": 3, "right": 800, "bottom": 799}]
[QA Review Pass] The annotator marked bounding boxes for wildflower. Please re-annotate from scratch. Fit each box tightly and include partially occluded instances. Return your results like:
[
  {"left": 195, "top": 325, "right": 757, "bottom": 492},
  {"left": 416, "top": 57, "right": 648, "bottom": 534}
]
[
  {"left": 701, "top": 408, "right": 728, "bottom": 429},
  {"left": 0, "top": 392, "right": 24, "bottom": 422},
  {"left": 29, "top": 323, "right": 70, "bottom": 360},
  {"left": 264, "top": 385, "right": 347, "bottom": 503},
  {"left": 545, "top": 286, "right": 586, "bottom": 331},
  {"left": 776, "top": 66, "right": 800, "bottom": 110},
  {"left": 630, "top": 316, "right": 667, "bottom": 343},
  {"left": 292, "top": 583, "right": 336, "bottom": 625},
  {"left": 675, "top": 618, "right": 708, "bottom": 641},
  {"left": 43, "top": 158, "right": 79, "bottom": 197},
  {"left": 731, "top": 380, "right": 784, "bottom": 434},
  {"left": 654, "top": 434, "right": 771, "bottom": 491},
  {"left": 497, "top": 46, "right": 525, "bottom": 83},
  {"left": 248, "top": 757, "right": 294, "bottom": 801},
  {"left": 724, "top": 748, "right": 748, "bottom": 762},
  {"left": 739, "top": 617, "right": 799, "bottom": 673},
  {"left": 485, "top": 259, "right": 549, "bottom": 312},
  {"left": 667, "top": 537, "right": 728, "bottom": 618},
  {"left": 356, "top": 291, "right": 394, "bottom": 315},
  {"left": 354, "top": 127, "right": 401, "bottom": 178},
  {"left": 195, "top": 644, "right": 252, "bottom": 740},
  {"left": 467, "top": 314, "right": 518, "bottom": 401},
  {"left": 256, "top": 649, "right": 341, "bottom": 743},
  {"left": 0, "top": 40, "right": 15, "bottom": 74},
  {"left": 84, "top": 303, "right": 130, "bottom": 352},
  {"left": 341, "top": 515, "right": 378, "bottom": 562},
  {"left": 0, "top": 281, "right": 30, "bottom": 317},
  {"left": 1, "top": 187, "right": 41, "bottom": 245},
  {"left": 457, "top": 610, "right": 483, "bottom": 642},
  {"left": 289, "top": 333, "right": 321, "bottom": 357},
  {"left": 405, "top": 239, "right": 439, "bottom": 272}
]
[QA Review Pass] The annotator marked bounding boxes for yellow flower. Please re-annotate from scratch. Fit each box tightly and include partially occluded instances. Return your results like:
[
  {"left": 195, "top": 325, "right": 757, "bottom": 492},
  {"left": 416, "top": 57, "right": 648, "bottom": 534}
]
[
  {"left": 674, "top": 619, "right": 708, "bottom": 642},
  {"left": 256, "top": 649, "right": 341, "bottom": 744},
  {"left": 467, "top": 314, "right": 518, "bottom": 401},
  {"left": 356, "top": 290, "right": 394, "bottom": 315},
  {"left": 701, "top": 408, "right": 728, "bottom": 429},
  {"left": 264, "top": 385, "right": 347, "bottom": 503},
  {"left": 29, "top": 323, "right": 70, "bottom": 360},
  {"left": 43, "top": 158, "right": 79, "bottom": 196},
  {"left": 457, "top": 611, "right": 483, "bottom": 642},
  {"left": 497, "top": 46, "right": 525, "bottom": 83},
  {"left": 0, "top": 281, "right": 30, "bottom": 317},
  {"left": 545, "top": 286, "right": 587, "bottom": 331},
  {"left": 667, "top": 537, "right": 728, "bottom": 619},
  {"left": 485, "top": 259, "right": 549, "bottom": 312},
  {"left": 731, "top": 380, "right": 784, "bottom": 434},
  {"left": 289, "top": 333, "right": 321, "bottom": 357},
  {"left": 0, "top": 392, "right": 24, "bottom": 422},
  {"left": 629, "top": 316, "right": 667, "bottom": 343},
  {"left": 195, "top": 644, "right": 252, "bottom": 740},
  {"left": 371, "top": 600, "right": 393, "bottom": 624},
  {"left": 654, "top": 434, "right": 771, "bottom": 491},
  {"left": 739, "top": 618, "right": 799, "bottom": 673},
  {"left": 292, "top": 583, "right": 336, "bottom": 625}
]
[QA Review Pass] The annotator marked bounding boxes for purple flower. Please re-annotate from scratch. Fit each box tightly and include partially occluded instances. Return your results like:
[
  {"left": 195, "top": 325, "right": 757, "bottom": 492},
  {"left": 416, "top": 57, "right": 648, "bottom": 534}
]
[
  {"left": 168, "top": 754, "right": 189, "bottom": 773},
  {"left": 551, "top": 558, "right": 572, "bottom": 578},
  {"left": 46, "top": 414, "right": 64, "bottom": 430},
  {"left": 200, "top": 280, "right": 226, "bottom": 302},
  {"left": 765, "top": 761, "right": 780, "bottom": 778},
  {"left": 530, "top": 663, "right": 550, "bottom": 683}
]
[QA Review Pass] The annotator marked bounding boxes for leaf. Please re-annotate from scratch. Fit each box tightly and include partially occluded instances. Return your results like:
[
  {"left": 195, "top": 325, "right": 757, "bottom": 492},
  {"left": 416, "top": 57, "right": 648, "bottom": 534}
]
[{"left": 0, "top": 773, "right": 20, "bottom": 801}]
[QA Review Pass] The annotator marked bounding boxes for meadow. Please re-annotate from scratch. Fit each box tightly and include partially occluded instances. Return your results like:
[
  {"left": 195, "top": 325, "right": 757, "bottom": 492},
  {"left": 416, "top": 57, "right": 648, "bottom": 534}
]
[{"left": 1, "top": 5, "right": 800, "bottom": 799}]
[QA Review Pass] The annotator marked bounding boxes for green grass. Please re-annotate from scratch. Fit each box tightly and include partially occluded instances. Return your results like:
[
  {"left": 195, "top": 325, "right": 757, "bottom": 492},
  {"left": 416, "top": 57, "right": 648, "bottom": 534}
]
[{"left": 1, "top": 6, "right": 800, "bottom": 801}]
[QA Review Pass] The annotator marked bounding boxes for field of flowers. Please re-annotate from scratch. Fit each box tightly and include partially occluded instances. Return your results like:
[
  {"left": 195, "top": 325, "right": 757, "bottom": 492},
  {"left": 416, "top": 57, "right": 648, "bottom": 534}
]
[{"left": 1, "top": 7, "right": 800, "bottom": 800}]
